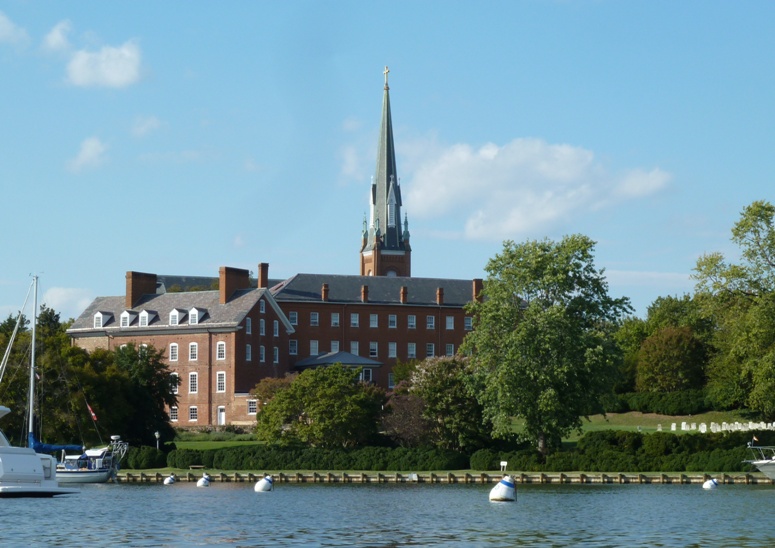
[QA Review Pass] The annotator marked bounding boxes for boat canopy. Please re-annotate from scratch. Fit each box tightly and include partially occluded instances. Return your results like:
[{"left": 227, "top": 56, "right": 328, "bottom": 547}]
[{"left": 28, "top": 433, "right": 82, "bottom": 453}]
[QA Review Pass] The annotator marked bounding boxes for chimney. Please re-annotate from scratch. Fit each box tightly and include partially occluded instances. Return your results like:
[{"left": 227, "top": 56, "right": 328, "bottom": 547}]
[
  {"left": 400, "top": 286, "right": 408, "bottom": 304},
  {"left": 436, "top": 287, "right": 444, "bottom": 306},
  {"left": 321, "top": 283, "right": 329, "bottom": 302},
  {"left": 361, "top": 285, "right": 369, "bottom": 303},
  {"left": 473, "top": 279, "right": 483, "bottom": 302},
  {"left": 257, "top": 263, "right": 269, "bottom": 288},
  {"left": 220, "top": 266, "right": 250, "bottom": 304},
  {"left": 126, "top": 271, "right": 157, "bottom": 308}
]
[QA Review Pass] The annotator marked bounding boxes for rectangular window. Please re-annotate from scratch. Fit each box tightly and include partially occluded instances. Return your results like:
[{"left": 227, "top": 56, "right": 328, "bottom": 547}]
[
  {"left": 169, "top": 311, "right": 179, "bottom": 326},
  {"left": 289, "top": 340, "right": 298, "bottom": 355},
  {"left": 247, "top": 400, "right": 257, "bottom": 415},
  {"left": 464, "top": 317, "right": 473, "bottom": 331},
  {"left": 446, "top": 343, "right": 455, "bottom": 357},
  {"left": 260, "top": 300, "right": 265, "bottom": 314},
  {"left": 216, "top": 372, "right": 226, "bottom": 392},
  {"left": 260, "top": 319, "right": 265, "bottom": 336},
  {"left": 331, "top": 340, "right": 340, "bottom": 353},
  {"left": 360, "top": 368, "right": 373, "bottom": 382},
  {"left": 446, "top": 316, "right": 454, "bottom": 330},
  {"left": 331, "top": 313, "right": 340, "bottom": 327},
  {"left": 189, "top": 343, "right": 198, "bottom": 361},
  {"left": 350, "top": 313, "right": 359, "bottom": 328},
  {"left": 369, "top": 342, "right": 378, "bottom": 358},
  {"left": 260, "top": 345, "right": 265, "bottom": 363},
  {"left": 189, "top": 406, "right": 198, "bottom": 421},
  {"left": 350, "top": 341, "right": 359, "bottom": 355},
  {"left": 121, "top": 315, "right": 129, "bottom": 327},
  {"left": 426, "top": 316, "right": 435, "bottom": 329},
  {"left": 388, "top": 314, "right": 397, "bottom": 328},
  {"left": 190, "top": 311, "right": 199, "bottom": 325},
  {"left": 246, "top": 317, "right": 252, "bottom": 334},
  {"left": 169, "top": 343, "right": 178, "bottom": 362},
  {"left": 217, "top": 341, "right": 226, "bottom": 360},
  {"left": 273, "top": 347, "right": 279, "bottom": 364},
  {"left": 139, "top": 314, "right": 148, "bottom": 327},
  {"left": 388, "top": 373, "right": 395, "bottom": 390},
  {"left": 189, "top": 373, "right": 198, "bottom": 394},
  {"left": 426, "top": 343, "right": 435, "bottom": 357},
  {"left": 408, "top": 342, "right": 416, "bottom": 359},
  {"left": 370, "top": 314, "right": 378, "bottom": 328},
  {"left": 408, "top": 315, "right": 416, "bottom": 329},
  {"left": 310, "top": 340, "right": 319, "bottom": 355},
  {"left": 388, "top": 342, "right": 397, "bottom": 358},
  {"left": 94, "top": 315, "right": 102, "bottom": 328},
  {"left": 310, "top": 312, "right": 319, "bottom": 327},
  {"left": 289, "top": 311, "right": 298, "bottom": 326},
  {"left": 170, "top": 406, "right": 178, "bottom": 421},
  {"left": 246, "top": 344, "right": 252, "bottom": 362},
  {"left": 273, "top": 320, "right": 279, "bottom": 337}
]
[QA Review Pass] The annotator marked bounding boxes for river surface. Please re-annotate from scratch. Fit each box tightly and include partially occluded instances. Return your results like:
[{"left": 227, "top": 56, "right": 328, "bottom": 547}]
[{"left": 2, "top": 481, "right": 774, "bottom": 547}]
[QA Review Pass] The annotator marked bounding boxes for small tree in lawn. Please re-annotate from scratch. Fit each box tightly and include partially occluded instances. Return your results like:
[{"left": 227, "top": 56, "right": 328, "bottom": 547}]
[{"left": 255, "top": 364, "right": 385, "bottom": 448}]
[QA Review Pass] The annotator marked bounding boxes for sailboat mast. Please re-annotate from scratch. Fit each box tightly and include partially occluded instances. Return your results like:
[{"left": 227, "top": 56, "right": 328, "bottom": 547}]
[{"left": 27, "top": 275, "right": 37, "bottom": 440}]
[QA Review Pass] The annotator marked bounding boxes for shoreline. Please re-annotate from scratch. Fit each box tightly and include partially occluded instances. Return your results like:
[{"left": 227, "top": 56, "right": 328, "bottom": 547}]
[{"left": 115, "top": 471, "right": 775, "bottom": 485}]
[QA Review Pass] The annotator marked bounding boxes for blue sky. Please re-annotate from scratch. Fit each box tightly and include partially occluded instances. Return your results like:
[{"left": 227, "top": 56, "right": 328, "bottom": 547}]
[{"left": 1, "top": 1, "right": 773, "bottom": 321}]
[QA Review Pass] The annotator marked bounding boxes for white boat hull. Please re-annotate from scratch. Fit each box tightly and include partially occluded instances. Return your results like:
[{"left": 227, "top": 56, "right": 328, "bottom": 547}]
[
  {"left": 56, "top": 469, "right": 114, "bottom": 484},
  {"left": 750, "top": 459, "right": 775, "bottom": 480}
]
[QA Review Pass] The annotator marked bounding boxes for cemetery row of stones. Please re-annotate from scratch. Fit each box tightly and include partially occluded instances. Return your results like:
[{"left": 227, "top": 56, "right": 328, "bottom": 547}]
[{"left": 121, "top": 429, "right": 766, "bottom": 473}]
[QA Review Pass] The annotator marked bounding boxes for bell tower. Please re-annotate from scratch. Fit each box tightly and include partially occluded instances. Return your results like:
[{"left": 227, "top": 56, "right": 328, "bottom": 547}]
[{"left": 360, "top": 66, "right": 412, "bottom": 277}]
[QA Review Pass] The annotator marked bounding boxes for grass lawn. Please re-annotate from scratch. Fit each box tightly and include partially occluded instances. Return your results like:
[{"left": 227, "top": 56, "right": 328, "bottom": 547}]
[{"left": 516, "top": 410, "right": 754, "bottom": 442}]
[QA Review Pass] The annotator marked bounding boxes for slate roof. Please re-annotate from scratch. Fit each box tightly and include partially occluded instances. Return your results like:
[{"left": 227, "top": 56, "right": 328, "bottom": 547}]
[
  {"left": 270, "top": 273, "right": 477, "bottom": 307},
  {"left": 295, "top": 351, "right": 383, "bottom": 369},
  {"left": 67, "top": 287, "right": 281, "bottom": 334}
]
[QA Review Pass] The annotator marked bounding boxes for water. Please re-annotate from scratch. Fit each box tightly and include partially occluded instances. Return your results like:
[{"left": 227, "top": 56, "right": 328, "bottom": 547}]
[{"left": 2, "top": 482, "right": 774, "bottom": 547}]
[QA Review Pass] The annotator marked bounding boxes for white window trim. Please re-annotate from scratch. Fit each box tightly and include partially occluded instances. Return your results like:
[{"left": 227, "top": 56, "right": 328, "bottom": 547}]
[
  {"left": 189, "top": 372, "right": 198, "bottom": 394},
  {"left": 169, "top": 343, "right": 178, "bottom": 362},
  {"left": 216, "top": 341, "right": 226, "bottom": 360},
  {"left": 216, "top": 371, "right": 226, "bottom": 393}
]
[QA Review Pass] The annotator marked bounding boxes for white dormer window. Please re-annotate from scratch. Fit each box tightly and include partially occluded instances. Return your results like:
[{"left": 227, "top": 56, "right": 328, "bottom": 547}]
[
  {"left": 94, "top": 311, "right": 113, "bottom": 329},
  {"left": 169, "top": 310, "right": 180, "bottom": 326},
  {"left": 139, "top": 310, "right": 156, "bottom": 327},
  {"left": 189, "top": 307, "right": 205, "bottom": 325},
  {"left": 120, "top": 310, "right": 138, "bottom": 327}
]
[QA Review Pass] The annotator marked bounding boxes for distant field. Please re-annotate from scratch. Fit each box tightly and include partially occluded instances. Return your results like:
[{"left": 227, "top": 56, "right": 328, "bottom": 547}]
[{"left": 515, "top": 410, "right": 753, "bottom": 442}]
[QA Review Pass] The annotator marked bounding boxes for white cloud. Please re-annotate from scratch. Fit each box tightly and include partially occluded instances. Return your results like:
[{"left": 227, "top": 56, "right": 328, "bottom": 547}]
[
  {"left": 401, "top": 137, "right": 671, "bottom": 241},
  {"left": 41, "top": 287, "right": 93, "bottom": 321},
  {"left": 42, "top": 20, "right": 72, "bottom": 52},
  {"left": 68, "top": 137, "right": 108, "bottom": 172},
  {"left": 339, "top": 145, "right": 364, "bottom": 180},
  {"left": 132, "top": 116, "right": 162, "bottom": 137},
  {"left": 243, "top": 158, "right": 261, "bottom": 172},
  {"left": 66, "top": 40, "right": 141, "bottom": 88},
  {"left": 0, "top": 10, "right": 29, "bottom": 45}
]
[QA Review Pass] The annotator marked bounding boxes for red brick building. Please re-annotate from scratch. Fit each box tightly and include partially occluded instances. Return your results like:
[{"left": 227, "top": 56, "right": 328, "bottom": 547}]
[{"left": 67, "top": 69, "right": 483, "bottom": 427}]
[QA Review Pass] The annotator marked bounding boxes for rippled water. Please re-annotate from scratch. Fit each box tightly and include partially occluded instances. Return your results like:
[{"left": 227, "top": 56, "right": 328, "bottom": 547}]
[{"left": 2, "top": 481, "right": 774, "bottom": 546}]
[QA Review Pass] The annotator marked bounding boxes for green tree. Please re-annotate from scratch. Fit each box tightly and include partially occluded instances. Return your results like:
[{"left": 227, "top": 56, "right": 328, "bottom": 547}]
[
  {"left": 110, "top": 344, "right": 179, "bottom": 446},
  {"left": 409, "top": 356, "right": 491, "bottom": 451},
  {"left": 463, "top": 235, "right": 631, "bottom": 456},
  {"left": 255, "top": 364, "right": 385, "bottom": 448},
  {"left": 693, "top": 200, "right": 775, "bottom": 415},
  {"left": 635, "top": 326, "right": 706, "bottom": 392}
]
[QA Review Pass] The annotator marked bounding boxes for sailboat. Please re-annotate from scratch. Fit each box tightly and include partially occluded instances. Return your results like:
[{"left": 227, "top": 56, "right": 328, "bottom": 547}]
[{"left": 0, "top": 276, "right": 76, "bottom": 497}]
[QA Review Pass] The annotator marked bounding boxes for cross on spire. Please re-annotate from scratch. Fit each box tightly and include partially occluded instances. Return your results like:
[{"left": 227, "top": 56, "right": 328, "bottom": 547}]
[{"left": 383, "top": 66, "right": 390, "bottom": 89}]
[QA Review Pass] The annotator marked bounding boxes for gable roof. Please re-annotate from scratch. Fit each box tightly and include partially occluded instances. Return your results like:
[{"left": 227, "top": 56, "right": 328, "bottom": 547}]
[
  {"left": 271, "top": 273, "right": 477, "bottom": 307},
  {"left": 67, "top": 287, "right": 293, "bottom": 335},
  {"left": 295, "top": 351, "right": 382, "bottom": 369}
]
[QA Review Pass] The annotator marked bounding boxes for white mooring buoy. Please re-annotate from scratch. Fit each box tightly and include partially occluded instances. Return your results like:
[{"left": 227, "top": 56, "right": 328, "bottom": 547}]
[
  {"left": 255, "top": 474, "right": 274, "bottom": 492},
  {"left": 702, "top": 478, "right": 719, "bottom": 490},
  {"left": 489, "top": 474, "right": 516, "bottom": 502}
]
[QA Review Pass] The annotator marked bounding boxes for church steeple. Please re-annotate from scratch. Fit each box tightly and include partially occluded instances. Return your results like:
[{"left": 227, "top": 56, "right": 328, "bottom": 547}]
[{"left": 360, "top": 67, "right": 412, "bottom": 277}]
